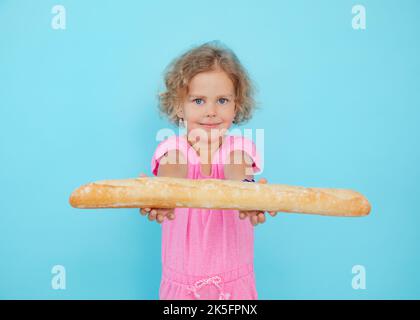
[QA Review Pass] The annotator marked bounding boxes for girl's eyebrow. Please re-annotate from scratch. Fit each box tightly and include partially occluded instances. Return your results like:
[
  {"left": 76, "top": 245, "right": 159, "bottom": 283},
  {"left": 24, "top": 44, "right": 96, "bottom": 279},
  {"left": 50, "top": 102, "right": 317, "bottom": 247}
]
[{"left": 188, "top": 94, "right": 233, "bottom": 98}]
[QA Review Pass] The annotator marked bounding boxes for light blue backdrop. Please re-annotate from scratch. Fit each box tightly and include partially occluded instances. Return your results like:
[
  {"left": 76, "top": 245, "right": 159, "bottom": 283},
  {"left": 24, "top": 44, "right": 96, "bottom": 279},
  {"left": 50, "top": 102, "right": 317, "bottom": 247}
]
[{"left": 1, "top": 0, "right": 419, "bottom": 299}]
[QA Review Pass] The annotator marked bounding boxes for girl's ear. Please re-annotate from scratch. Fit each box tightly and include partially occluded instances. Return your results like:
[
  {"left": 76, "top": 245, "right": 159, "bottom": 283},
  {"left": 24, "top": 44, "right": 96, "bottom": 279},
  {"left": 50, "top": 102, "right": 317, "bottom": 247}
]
[{"left": 175, "top": 106, "right": 184, "bottom": 119}]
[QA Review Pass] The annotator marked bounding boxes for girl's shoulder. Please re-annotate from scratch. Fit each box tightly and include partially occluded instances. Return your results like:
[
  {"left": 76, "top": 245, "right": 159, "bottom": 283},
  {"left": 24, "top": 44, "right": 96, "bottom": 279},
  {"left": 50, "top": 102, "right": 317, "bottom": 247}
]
[{"left": 152, "top": 134, "right": 187, "bottom": 152}]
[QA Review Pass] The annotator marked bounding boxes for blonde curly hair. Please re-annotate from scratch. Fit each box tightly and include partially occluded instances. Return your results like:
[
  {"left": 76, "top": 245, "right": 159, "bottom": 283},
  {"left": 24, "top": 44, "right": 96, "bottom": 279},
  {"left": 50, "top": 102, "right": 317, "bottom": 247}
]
[{"left": 157, "top": 40, "right": 260, "bottom": 127}]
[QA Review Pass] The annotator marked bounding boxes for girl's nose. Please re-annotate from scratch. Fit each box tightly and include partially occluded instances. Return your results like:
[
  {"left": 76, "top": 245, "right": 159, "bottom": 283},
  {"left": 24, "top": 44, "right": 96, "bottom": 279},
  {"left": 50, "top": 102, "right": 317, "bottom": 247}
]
[{"left": 204, "top": 102, "right": 217, "bottom": 117}]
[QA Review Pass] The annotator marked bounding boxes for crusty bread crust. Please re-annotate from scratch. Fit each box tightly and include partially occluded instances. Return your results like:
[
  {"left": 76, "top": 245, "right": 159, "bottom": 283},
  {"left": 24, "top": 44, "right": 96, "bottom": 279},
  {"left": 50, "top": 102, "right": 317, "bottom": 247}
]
[{"left": 69, "top": 177, "right": 371, "bottom": 217}]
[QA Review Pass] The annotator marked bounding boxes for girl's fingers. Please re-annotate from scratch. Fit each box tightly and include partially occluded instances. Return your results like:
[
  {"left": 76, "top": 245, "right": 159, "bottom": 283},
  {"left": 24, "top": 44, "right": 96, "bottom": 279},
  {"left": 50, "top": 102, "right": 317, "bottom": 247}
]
[
  {"left": 146, "top": 205, "right": 270, "bottom": 223},
  {"left": 239, "top": 211, "right": 256, "bottom": 219},
  {"left": 157, "top": 209, "right": 173, "bottom": 223},
  {"left": 148, "top": 209, "right": 157, "bottom": 221},
  {"left": 151, "top": 208, "right": 176, "bottom": 223},
  {"left": 245, "top": 210, "right": 266, "bottom": 225},
  {"left": 240, "top": 209, "right": 277, "bottom": 224},
  {"left": 258, "top": 178, "right": 267, "bottom": 184},
  {"left": 141, "top": 207, "right": 175, "bottom": 223},
  {"left": 251, "top": 214, "right": 259, "bottom": 226},
  {"left": 140, "top": 207, "right": 151, "bottom": 215},
  {"left": 156, "top": 214, "right": 165, "bottom": 223},
  {"left": 139, "top": 173, "right": 148, "bottom": 177}
]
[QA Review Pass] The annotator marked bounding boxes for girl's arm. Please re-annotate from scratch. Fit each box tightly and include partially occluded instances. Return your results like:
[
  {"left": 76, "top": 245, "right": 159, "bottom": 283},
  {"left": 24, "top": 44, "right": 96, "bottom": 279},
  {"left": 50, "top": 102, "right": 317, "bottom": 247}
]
[
  {"left": 139, "top": 150, "right": 187, "bottom": 223},
  {"left": 224, "top": 150, "right": 277, "bottom": 226},
  {"left": 157, "top": 149, "right": 188, "bottom": 179},
  {"left": 223, "top": 150, "right": 255, "bottom": 181}
]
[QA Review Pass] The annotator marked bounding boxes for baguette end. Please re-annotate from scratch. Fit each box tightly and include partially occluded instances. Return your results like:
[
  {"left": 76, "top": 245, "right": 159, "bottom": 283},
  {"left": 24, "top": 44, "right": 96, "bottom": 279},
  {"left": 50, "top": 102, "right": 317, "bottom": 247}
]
[{"left": 69, "top": 190, "right": 80, "bottom": 208}]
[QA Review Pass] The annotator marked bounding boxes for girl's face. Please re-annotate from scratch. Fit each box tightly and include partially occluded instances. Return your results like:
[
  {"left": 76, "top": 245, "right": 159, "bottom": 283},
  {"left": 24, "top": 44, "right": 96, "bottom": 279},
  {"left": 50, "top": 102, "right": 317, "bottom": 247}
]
[{"left": 177, "top": 68, "right": 236, "bottom": 143}]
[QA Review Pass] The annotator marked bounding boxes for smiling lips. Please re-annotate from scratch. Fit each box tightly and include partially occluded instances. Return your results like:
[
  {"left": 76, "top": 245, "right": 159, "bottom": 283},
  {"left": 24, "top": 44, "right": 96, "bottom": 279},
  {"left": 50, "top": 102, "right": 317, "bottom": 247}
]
[{"left": 199, "top": 123, "right": 221, "bottom": 127}]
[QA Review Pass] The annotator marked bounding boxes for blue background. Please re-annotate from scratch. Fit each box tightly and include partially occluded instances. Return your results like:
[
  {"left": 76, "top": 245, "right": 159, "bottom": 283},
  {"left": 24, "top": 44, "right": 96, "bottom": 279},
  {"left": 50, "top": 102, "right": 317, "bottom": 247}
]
[{"left": 1, "top": 0, "right": 419, "bottom": 299}]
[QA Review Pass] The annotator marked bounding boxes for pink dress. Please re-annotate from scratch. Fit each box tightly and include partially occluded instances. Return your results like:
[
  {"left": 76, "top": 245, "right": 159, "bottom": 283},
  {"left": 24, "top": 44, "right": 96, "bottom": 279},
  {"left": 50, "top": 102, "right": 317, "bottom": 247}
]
[{"left": 150, "top": 134, "right": 262, "bottom": 300}]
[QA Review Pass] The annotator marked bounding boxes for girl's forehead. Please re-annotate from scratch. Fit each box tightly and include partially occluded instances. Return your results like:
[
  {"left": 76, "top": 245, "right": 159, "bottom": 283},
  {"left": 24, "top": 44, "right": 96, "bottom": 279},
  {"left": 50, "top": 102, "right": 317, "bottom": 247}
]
[
  {"left": 187, "top": 75, "right": 235, "bottom": 93},
  {"left": 188, "top": 93, "right": 234, "bottom": 98}
]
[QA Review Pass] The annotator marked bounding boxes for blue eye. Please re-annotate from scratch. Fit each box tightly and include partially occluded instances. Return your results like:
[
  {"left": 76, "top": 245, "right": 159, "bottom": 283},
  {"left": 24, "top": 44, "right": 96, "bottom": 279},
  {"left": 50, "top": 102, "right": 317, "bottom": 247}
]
[
  {"left": 193, "top": 98, "right": 204, "bottom": 105},
  {"left": 192, "top": 98, "right": 229, "bottom": 105}
]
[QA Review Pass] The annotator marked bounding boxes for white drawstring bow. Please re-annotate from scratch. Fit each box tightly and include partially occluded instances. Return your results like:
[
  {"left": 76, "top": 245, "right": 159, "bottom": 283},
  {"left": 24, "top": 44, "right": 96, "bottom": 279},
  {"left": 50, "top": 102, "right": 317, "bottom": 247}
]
[{"left": 186, "top": 275, "right": 231, "bottom": 300}]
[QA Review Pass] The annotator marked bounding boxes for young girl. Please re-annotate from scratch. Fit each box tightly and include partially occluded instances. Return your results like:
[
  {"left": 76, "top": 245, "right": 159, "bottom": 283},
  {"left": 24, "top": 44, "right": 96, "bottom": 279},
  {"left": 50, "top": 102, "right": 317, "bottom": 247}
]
[{"left": 139, "top": 41, "right": 277, "bottom": 300}]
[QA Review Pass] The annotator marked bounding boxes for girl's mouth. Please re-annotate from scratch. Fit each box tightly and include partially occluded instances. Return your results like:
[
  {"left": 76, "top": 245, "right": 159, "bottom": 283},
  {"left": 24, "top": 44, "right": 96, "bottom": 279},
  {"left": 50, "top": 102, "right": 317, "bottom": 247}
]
[{"left": 199, "top": 123, "right": 221, "bottom": 128}]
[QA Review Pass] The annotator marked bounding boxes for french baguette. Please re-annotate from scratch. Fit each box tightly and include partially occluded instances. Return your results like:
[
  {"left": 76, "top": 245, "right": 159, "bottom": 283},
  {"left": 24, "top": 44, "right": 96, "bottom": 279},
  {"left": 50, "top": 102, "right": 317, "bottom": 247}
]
[{"left": 69, "top": 177, "right": 371, "bottom": 217}]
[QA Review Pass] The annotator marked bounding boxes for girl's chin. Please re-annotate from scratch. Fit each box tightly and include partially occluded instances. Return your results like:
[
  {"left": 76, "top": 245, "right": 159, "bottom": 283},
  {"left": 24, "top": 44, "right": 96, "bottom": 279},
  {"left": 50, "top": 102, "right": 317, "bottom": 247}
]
[{"left": 190, "top": 126, "right": 226, "bottom": 134}]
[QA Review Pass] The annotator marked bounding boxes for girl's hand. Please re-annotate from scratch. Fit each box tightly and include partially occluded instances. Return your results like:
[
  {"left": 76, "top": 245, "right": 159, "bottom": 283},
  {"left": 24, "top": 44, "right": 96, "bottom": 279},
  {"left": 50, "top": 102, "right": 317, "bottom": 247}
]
[
  {"left": 138, "top": 173, "right": 176, "bottom": 224},
  {"left": 238, "top": 177, "right": 278, "bottom": 226}
]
